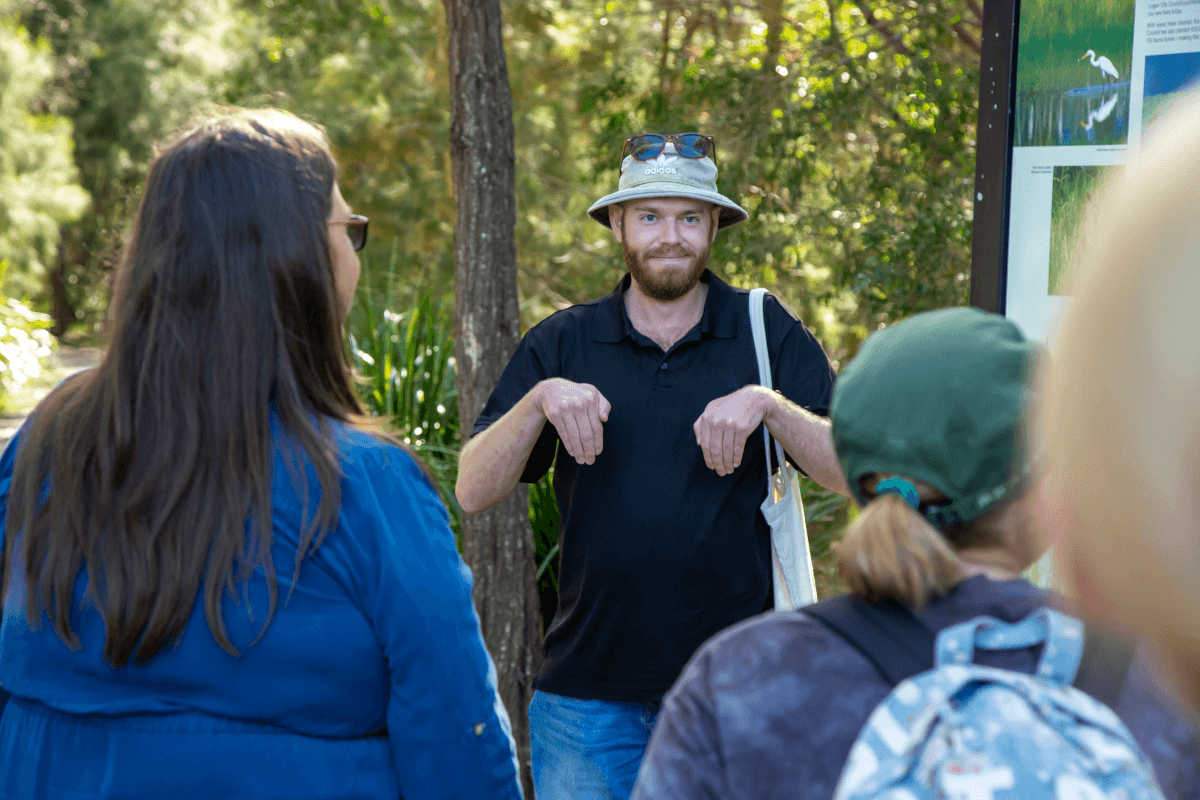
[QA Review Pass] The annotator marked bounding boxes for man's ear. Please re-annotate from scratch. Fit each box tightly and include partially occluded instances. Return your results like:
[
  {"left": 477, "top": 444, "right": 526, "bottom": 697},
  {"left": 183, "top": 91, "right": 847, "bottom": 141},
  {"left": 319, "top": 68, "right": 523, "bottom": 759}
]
[
  {"left": 609, "top": 205, "right": 625, "bottom": 244},
  {"left": 710, "top": 205, "right": 721, "bottom": 244}
]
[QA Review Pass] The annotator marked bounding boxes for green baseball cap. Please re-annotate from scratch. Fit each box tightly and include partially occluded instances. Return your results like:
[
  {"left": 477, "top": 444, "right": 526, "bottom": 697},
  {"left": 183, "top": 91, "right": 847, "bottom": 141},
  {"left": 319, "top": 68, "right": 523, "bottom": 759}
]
[{"left": 831, "top": 307, "right": 1040, "bottom": 525}]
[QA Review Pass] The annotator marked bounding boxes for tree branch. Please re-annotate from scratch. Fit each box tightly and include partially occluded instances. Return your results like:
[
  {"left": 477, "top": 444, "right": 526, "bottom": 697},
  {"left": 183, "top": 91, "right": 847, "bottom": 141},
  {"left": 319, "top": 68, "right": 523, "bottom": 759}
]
[
  {"left": 827, "top": 0, "right": 841, "bottom": 45},
  {"left": 849, "top": 0, "right": 913, "bottom": 57},
  {"left": 679, "top": 10, "right": 704, "bottom": 65},
  {"left": 952, "top": 20, "right": 980, "bottom": 55},
  {"left": 659, "top": 0, "right": 672, "bottom": 96},
  {"left": 761, "top": 0, "right": 785, "bottom": 73},
  {"left": 963, "top": 0, "right": 984, "bottom": 26}
]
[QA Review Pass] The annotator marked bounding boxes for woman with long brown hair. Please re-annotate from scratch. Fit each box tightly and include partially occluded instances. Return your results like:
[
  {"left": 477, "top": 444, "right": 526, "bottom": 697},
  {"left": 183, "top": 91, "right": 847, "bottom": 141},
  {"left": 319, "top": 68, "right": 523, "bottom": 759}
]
[{"left": 0, "top": 108, "right": 522, "bottom": 798}]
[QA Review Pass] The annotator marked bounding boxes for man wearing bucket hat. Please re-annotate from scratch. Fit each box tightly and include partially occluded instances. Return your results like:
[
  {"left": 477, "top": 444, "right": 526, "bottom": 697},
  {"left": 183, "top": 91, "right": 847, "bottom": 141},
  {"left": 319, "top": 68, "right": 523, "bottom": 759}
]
[
  {"left": 631, "top": 307, "right": 1200, "bottom": 800},
  {"left": 456, "top": 133, "right": 846, "bottom": 799}
]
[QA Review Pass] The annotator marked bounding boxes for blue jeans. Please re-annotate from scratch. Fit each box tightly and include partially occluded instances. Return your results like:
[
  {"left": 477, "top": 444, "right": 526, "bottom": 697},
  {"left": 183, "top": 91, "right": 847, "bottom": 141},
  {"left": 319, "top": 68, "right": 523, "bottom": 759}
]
[{"left": 528, "top": 690, "right": 661, "bottom": 800}]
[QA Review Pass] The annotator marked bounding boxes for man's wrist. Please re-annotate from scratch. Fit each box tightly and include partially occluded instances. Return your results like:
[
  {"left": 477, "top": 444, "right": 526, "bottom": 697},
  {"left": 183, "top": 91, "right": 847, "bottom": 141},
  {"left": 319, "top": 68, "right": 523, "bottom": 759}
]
[
  {"left": 756, "top": 385, "right": 783, "bottom": 425},
  {"left": 529, "top": 380, "right": 549, "bottom": 419}
]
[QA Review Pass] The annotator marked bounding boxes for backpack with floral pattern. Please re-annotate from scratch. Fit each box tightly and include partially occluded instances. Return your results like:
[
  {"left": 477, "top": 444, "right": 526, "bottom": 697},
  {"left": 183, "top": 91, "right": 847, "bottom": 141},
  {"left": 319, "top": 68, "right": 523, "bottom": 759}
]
[{"left": 821, "top": 608, "right": 1164, "bottom": 800}]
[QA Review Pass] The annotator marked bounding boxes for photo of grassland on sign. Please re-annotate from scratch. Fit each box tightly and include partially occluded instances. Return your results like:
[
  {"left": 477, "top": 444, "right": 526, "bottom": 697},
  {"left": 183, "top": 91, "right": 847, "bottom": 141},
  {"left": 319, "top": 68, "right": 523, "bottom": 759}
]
[
  {"left": 1048, "top": 165, "right": 1124, "bottom": 295},
  {"left": 1015, "top": 0, "right": 1134, "bottom": 147},
  {"left": 1143, "top": 51, "right": 1200, "bottom": 132}
]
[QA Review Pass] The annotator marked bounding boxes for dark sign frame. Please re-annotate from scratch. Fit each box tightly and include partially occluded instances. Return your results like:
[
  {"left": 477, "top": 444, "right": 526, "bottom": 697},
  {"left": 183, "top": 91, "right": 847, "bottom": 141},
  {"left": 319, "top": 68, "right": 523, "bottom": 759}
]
[{"left": 968, "top": 0, "right": 1021, "bottom": 315}]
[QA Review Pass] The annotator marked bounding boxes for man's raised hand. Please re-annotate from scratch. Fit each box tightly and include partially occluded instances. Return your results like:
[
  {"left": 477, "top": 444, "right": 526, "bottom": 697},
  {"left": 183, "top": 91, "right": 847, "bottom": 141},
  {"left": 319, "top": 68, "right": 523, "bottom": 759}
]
[
  {"left": 536, "top": 378, "right": 611, "bottom": 465},
  {"left": 694, "top": 386, "right": 773, "bottom": 476}
]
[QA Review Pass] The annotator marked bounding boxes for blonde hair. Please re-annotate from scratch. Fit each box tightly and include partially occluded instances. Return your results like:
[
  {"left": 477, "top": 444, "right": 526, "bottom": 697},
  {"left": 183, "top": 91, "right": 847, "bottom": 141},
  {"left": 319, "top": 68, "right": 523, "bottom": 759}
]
[
  {"left": 1044, "top": 90, "right": 1200, "bottom": 678},
  {"left": 837, "top": 494, "right": 965, "bottom": 608}
]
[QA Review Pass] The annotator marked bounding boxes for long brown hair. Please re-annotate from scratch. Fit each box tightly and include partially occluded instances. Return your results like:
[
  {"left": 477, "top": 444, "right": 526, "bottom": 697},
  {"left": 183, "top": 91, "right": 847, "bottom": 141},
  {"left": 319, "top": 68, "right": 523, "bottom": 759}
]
[{"left": 5, "top": 108, "right": 369, "bottom": 667}]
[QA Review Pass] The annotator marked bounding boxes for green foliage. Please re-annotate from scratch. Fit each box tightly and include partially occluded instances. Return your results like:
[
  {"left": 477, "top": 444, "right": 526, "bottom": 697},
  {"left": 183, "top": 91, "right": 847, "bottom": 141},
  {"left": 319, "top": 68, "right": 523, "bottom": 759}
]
[
  {"left": 17, "top": 0, "right": 239, "bottom": 332},
  {"left": 214, "top": 0, "right": 981, "bottom": 366},
  {"left": 23, "top": 0, "right": 982, "bottom": 364},
  {"left": 346, "top": 262, "right": 463, "bottom": 532},
  {"left": 220, "top": 0, "right": 454, "bottom": 311},
  {"left": 0, "top": 298, "right": 55, "bottom": 413},
  {"left": 0, "top": 17, "right": 88, "bottom": 299},
  {"left": 484, "top": 0, "right": 981, "bottom": 366},
  {"left": 799, "top": 475, "right": 851, "bottom": 597},
  {"left": 529, "top": 470, "right": 560, "bottom": 632}
]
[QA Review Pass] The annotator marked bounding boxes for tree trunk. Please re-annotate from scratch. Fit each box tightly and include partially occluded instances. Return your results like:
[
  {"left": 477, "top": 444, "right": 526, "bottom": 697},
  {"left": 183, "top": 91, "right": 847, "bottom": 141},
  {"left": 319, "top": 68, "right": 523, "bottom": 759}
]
[
  {"left": 50, "top": 240, "right": 75, "bottom": 337},
  {"left": 443, "top": 0, "right": 542, "bottom": 795},
  {"left": 761, "top": 0, "right": 785, "bottom": 75}
]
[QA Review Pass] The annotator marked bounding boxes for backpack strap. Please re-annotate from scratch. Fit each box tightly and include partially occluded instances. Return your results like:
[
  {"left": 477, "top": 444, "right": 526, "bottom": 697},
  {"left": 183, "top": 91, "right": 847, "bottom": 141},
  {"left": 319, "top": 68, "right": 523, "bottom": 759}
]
[
  {"left": 1073, "top": 625, "right": 1137, "bottom": 709},
  {"left": 803, "top": 595, "right": 934, "bottom": 687},
  {"left": 804, "top": 594, "right": 1136, "bottom": 707}
]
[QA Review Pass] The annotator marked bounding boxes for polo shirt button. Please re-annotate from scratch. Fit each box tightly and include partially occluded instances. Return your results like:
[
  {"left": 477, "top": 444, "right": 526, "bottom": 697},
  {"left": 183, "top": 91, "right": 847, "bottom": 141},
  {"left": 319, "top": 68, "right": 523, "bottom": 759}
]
[{"left": 660, "top": 363, "right": 668, "bottom": 370}]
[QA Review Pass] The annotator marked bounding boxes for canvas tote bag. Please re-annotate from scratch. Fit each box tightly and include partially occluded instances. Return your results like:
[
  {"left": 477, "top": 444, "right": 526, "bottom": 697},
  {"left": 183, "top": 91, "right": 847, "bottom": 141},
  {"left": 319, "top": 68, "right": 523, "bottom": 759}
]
[{"left": 749, "top": 288, "right": 819, "bottom": 610}]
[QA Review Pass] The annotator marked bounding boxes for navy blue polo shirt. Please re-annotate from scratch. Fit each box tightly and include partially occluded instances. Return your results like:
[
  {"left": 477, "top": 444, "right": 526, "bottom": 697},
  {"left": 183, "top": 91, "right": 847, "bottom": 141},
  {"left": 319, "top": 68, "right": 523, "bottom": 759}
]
[{"left": 473, "top": 271, "right": 834, "bottom": 703}]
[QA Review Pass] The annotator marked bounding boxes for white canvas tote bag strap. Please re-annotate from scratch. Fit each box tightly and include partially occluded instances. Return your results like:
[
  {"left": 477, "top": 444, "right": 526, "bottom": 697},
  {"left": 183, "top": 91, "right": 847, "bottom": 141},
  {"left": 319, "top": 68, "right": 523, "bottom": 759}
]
[
  {"left": 748, "top": 289, "right": 786, "bottom": 484},
  {"left": 749, "top": 289, "right": 818, "bottom": 609}
]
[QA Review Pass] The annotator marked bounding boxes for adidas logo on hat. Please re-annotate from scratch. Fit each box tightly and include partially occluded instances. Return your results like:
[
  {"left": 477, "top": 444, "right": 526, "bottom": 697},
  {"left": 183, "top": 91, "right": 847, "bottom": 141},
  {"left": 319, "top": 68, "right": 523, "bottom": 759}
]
[{"left": 643, "top": 154, "right": 678, "bottom": 175}]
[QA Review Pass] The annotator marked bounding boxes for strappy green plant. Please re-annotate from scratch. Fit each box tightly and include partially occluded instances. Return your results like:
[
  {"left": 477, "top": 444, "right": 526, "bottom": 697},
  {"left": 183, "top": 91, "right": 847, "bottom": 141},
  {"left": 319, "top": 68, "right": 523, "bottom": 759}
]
[
  {"left": 345, "top": 248, "right": 463, "bottom": 537},
  {"left": 344, "top": 247, "right": 561, "bottom": 602}
]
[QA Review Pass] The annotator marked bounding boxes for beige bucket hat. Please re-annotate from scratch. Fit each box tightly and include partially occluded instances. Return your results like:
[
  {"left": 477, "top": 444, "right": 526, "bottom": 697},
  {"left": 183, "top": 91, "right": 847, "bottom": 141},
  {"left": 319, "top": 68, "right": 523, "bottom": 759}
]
[{"left": 587, "top": 143, "right": 748, "bottom": 229}]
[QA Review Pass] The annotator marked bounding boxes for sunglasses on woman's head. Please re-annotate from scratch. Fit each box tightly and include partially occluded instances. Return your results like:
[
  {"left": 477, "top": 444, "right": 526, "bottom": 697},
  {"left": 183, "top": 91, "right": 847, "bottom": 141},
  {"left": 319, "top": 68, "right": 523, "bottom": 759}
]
[
  {"left": 621, "top": 133, "right": 716, "bottom": 171},
  {"left": 330, "top": 214, "right": 369, "bottom": 251}
]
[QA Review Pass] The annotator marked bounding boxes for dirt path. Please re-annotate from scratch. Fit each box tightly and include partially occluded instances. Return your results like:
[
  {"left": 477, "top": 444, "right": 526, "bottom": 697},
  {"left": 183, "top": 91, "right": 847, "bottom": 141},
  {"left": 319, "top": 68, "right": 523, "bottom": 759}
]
[{"left": 0, "top": 346, "right": 103, "bottom": 450}]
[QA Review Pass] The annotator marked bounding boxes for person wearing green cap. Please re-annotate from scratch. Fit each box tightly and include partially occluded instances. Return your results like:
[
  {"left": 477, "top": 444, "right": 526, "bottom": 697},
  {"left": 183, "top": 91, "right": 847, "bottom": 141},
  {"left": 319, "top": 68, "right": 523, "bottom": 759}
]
[
  {"left": 455, "top": 134, "right": 847, "bottom": 799},
  {"left": 631, "top": 306, "right": 1200, "bottom": 800}
]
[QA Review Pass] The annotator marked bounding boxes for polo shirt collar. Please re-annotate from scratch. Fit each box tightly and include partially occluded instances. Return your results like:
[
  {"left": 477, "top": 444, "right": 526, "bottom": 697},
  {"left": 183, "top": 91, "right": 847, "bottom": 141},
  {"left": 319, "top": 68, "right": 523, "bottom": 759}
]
[{"left": 592, "top": 270, "right": 741, "bottom": 343}]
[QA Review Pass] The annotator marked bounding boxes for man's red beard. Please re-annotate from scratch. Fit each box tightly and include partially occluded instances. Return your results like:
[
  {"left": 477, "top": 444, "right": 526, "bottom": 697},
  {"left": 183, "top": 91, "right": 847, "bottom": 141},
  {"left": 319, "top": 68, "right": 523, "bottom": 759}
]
[{"left": 623, "top": 241, "right": 711, "bottom": 301}]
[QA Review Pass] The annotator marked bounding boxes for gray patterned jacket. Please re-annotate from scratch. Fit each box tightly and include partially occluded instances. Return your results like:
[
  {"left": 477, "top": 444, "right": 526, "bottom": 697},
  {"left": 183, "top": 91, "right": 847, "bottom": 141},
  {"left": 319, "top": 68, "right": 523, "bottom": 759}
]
[{"left": 632, "top": 576, "right": 1200, "bottom": 800}]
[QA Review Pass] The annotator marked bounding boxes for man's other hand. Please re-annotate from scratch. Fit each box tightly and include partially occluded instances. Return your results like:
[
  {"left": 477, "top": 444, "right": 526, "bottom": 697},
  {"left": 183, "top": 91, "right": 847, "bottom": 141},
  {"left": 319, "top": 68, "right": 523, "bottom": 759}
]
[{"left": 537, "top": 378, "right": 611, "bottom": 465}]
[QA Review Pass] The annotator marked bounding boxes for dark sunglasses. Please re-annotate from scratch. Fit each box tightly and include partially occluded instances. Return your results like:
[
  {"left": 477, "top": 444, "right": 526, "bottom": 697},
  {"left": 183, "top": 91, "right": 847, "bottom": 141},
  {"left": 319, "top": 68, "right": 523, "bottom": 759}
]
[
  {"left": 330, "top": 214, "right": 369, "bottom": 251},
  {"left": 621, "top": 133, "right": 716, "bottom": 171}
]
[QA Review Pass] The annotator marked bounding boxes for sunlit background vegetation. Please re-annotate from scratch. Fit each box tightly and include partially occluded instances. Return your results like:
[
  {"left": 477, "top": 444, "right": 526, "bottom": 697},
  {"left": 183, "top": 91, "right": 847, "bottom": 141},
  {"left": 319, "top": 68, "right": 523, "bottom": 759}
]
[{"left": 1, "top": 0, "right": 984, "bottom": 604}]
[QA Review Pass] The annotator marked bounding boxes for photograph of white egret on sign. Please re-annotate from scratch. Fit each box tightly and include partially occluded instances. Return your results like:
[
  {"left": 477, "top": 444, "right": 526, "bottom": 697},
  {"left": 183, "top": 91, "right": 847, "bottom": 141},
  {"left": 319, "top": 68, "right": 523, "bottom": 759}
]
[
  {"left": 1143, "top": 51, "right": 1200, "bottom": 132},
  {"left": 1015, "top": 0, "right": 1133, "bottom": 147},
  {"left": 1048, "top": 165, "right": 1124, "bottom": 295}
]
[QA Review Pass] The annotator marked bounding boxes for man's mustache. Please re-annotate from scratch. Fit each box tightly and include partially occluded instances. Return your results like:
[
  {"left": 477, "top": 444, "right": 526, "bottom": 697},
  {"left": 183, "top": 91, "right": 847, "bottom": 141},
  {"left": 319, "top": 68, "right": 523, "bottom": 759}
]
[{"left": 644, "top": 246, "right": 695, "bottom": 258}]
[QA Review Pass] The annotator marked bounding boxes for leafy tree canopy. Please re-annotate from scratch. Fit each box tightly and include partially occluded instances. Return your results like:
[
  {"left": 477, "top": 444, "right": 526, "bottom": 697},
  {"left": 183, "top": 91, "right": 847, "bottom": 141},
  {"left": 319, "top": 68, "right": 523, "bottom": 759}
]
[
  {"left": 14, "top": 0, "right": 982, "bottom": 365},
  {"left": 16, "top": 0, "right": 238, "bottom": 331},
  {"left": 0, "top": 17, "right": 88, "bottom": 299}
]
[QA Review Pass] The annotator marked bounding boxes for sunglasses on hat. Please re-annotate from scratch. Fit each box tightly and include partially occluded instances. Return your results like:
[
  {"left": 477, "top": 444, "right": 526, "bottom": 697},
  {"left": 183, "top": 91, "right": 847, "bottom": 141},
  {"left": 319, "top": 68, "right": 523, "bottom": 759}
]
[
  {"left": 620, "top": 133, "right": 716, "bottom": 173},
  {"left": 330, "top": 214, "right": 369, "bottom": 251}
]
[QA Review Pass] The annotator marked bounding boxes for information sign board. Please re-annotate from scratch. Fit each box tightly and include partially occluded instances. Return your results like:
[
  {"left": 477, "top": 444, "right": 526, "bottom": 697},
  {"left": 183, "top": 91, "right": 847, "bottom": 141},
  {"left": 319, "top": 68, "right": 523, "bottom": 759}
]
[{"left": 971, "top": 0, "right": 1199, "bottom": 344}]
